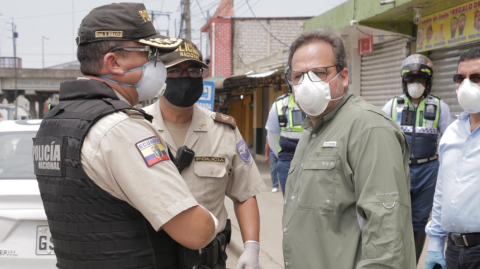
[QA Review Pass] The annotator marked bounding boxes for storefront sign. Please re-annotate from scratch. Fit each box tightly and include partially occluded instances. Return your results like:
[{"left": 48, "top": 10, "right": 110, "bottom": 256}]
[
  {"left": 358, "top": 36, "right": 374, "bottom": 55},
  {"left": 417, "top": 0, "right": 480, "bottom": 52},
  {"left": 197, "top": 81, "right": 215, "bottom": 111}
]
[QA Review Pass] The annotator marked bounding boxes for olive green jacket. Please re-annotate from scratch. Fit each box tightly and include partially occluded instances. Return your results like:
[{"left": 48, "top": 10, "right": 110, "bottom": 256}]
[{"left": 282, "top": 92, "right": 415, "bottom": 269}]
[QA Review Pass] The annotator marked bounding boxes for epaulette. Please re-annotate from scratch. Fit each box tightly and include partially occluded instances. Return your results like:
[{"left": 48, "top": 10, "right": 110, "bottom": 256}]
[
  {"left": 213, "top": 113, "right": 237, "bottom": 130},
  {"left": 123, "top": 109, "right": 149, "bottom": 120}
]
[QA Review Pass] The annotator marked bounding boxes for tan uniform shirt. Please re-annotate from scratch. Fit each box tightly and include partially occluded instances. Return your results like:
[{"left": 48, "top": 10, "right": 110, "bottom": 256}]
[
  {"left": 143, "top": 102, "right": 265, "bottom": 231},
  {"left": 81, "top": 92, "right": 198, "bottom": 231},
  {"left": 164, "top": 120, "right": 191, "bottom": 148}
]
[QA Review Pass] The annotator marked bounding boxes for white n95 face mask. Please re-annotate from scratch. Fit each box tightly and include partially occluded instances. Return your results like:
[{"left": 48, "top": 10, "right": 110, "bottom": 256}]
[
  {"left": 293, "top": 71, "right": 343, "bottom": 117},
  {"left": 407, "top": 83, "right": 425, "bottom": 99},
  {"left": 457, "top": 79, "right": 480, "bottom": 113},
  {"left": 100, "top": 60, "right": 167, "bottom": 102}
]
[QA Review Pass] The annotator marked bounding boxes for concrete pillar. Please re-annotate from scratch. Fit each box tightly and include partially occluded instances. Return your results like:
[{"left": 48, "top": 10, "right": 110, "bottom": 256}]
[
  {"left": 25, "top": 95, "right": 38, "bottom": 119},
  {"left": 36, "top": 93, "right": 52, "bottom": 119}
]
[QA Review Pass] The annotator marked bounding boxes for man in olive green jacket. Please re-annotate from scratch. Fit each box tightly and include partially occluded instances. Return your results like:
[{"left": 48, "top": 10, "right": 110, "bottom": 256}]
[{"left": 282, "top": 30, "right": 416, "bottom": 269}]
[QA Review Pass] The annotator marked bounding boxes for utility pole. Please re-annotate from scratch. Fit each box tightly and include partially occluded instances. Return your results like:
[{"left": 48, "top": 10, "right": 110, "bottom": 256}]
[
  {"left": 0, "top": 13, "right": 2, "bottom": 57},
  {"left": 149, "top": 10, "right": 171, "bottom": 36},
  {"left": 72, "top": 0, "right": 75, "bottom": 60},
  {"left": 178, "top": 2, "right": 184, "bottom": 38},
  {"left": 183, "top": 0, "right": 192, "bottom": 41},
  {"left": 42, "top": 36, "right": 49, "bottom": 68},
  {"left": 12, "top": 20, "right": 18, "bottom": 120}
]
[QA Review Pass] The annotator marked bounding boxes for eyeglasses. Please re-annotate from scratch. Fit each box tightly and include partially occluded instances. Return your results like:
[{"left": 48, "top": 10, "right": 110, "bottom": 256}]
[
  {"left": 286, "top": 65, "right": 336, "bottom": 86},
  {"left": 453, "top": 73, "right": 480, "bottom": 84},
  {"left": 167, "top": 68, "right": 203, "bottom": 78},
  {"left": 108, "top": 46, "right": 159, "bottom": 62}
]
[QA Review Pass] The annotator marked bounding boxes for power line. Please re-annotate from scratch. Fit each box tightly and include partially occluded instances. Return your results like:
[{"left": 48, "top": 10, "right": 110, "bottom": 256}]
[
  {"left": 238, "top": 0, "right": 261, "bottom": 17},
  {"left": 15, "top": 52, "right": 75, "bottom": 56},
  {"left": 160, "top": 0, "right": 165, "bottom": 12},
  {"left": 353, "top": 25, "right": 413, "bottom": 40},
  {"left": 13, "top": 9, "right": 90, "bottom": 20},
  {"left": 193, "top": 0, "right": 222, "bottom": 16},
  {"left": 245, "top": 0, "right": 289, "bottom": 47},
  {"left": 195, "top": 0, "right": 207, "bottom": 20}
]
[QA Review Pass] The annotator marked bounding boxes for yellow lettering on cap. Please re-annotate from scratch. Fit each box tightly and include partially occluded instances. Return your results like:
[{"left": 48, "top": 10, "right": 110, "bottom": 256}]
[
  {"left": 95, "top": 31, "right": 123, "bottom": 38},
  {"left": 138, "top": 10, "right": 152, "bottom": 22}
]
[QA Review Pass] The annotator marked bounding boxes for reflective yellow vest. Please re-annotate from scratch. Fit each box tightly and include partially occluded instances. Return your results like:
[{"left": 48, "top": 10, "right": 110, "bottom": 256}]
[
  {"left": 391, "top": 95, "right": 441, "bottom": 159},
  {"left": 275, "top": 94, "right": 304, "bottom": 140}
]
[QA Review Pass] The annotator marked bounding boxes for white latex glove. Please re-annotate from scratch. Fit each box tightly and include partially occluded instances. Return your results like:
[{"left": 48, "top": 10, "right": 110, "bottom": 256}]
[{"left": 236, "top": 241, "right": 260, "bottom": 269}]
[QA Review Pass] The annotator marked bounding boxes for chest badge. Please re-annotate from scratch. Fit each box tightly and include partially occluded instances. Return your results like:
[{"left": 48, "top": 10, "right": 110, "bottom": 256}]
[{"left": 323, "top": 141, "right": 337, "bottom": 148}]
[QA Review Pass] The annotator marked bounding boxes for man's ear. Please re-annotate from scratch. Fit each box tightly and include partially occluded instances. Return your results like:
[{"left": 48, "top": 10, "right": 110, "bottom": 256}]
[
  {"left": 102, "top": 52, "right": 124, "bottom": 76},
  {"left": 340, "top": 67, "right": 349, "bottom": 89}
]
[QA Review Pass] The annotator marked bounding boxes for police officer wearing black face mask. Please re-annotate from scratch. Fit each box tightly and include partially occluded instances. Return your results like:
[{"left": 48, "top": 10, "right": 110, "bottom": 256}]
[{"left": 144, "top": 40, "right": 265, "bottom": 269}]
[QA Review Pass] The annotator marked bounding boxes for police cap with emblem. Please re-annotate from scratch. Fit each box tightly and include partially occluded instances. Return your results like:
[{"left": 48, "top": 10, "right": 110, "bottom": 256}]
[
  {"left": 76, "top": 2, "right": 182, "bottom": 53},
  {"left": 158, "top": 40, "right": 208, "bottom": 68}
]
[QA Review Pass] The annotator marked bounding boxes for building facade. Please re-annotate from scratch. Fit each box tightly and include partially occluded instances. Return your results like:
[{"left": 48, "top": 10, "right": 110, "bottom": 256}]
[{"left": 304, "top": 0, "right": 477, "bottom": 118}]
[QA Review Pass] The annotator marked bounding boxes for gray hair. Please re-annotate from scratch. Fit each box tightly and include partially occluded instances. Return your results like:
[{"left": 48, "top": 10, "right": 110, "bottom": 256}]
[
  {"left": 287, "top": 30, "right": 347, "bottom": 73},
  {"left": 77, "top": 41, "right": 128, "bottom": 76}
]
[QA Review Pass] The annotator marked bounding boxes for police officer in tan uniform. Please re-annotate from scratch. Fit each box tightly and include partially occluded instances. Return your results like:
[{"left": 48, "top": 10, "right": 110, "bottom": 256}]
[
  {"left": 143, "top": 40, "right": 265, "bottom": 269},
  {"left": 34, "top": 4, "right": 218, "bottom": 269}
]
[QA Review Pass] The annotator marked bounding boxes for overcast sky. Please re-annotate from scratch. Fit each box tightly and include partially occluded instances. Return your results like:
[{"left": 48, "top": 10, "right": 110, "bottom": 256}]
[{"left": 0, "top": 0, "right": 347, "bottom": 69}]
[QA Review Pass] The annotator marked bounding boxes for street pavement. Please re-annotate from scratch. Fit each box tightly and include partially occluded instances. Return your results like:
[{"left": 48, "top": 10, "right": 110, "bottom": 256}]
[{"left": 224, "top": 154, "right": 430, "bottom": 269}]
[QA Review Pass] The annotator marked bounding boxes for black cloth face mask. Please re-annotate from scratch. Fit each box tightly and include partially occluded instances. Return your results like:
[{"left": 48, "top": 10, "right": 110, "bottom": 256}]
[{"left": 163, "top": 77, "right": 204, "bottom": 107}]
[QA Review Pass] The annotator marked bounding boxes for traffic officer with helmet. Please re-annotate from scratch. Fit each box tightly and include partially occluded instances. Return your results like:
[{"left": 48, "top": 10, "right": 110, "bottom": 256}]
[
  {"left": 265, "top": 67, "right": 305, "bottom": 196},
  {"left": 143, "top": 40, "right": 265, "bottom": 269},
  {"left": 33, "top": 3, "right": 219, "bottom": 269},
  {"left": 382, "top": 54, "right": 452, "bottom": 264}
]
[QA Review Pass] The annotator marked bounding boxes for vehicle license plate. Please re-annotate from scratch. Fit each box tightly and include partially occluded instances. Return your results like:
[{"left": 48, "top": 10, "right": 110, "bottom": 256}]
[{"left": 36, "top": 226, "right": 55, "bottom": 255}]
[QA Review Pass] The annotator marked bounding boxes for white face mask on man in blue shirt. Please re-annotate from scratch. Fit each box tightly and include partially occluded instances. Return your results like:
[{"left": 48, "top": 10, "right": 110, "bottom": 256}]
[{"left": 457, "top": 79, "right": 480, "bottom": 114}]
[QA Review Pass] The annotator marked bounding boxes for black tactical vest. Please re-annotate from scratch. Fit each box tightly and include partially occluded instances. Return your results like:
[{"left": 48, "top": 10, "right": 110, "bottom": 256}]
[{"left": 33, "top": 79, "right": 179, "bottom": 269}]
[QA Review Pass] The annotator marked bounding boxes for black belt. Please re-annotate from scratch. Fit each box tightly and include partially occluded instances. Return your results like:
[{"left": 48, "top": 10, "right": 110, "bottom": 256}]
[
  {"left": 199, "top": 219, "right": 231, "bottom": 268},
  {"left": 450, "top": 232, "right": 480, "bottom": 247},
  {"left": 409, "top": 155, "right": 438, "bottom": 165},
  {"left": 181, "top": 220, "right": 231, "bottom": 269}
]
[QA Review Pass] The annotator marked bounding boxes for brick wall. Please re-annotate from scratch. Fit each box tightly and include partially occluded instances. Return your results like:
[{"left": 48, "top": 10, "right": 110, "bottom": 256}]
[
  {"left": 203, "top": 18, "right": 232, "bottom": 77},
  {"left": 232, "top": 18, "right": 310, "bottom": 72}
]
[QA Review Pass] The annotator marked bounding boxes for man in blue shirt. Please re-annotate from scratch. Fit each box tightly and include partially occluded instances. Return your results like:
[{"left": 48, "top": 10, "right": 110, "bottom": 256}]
[{"left": 425, "top": 47, "right": 480, "bottom": 269}]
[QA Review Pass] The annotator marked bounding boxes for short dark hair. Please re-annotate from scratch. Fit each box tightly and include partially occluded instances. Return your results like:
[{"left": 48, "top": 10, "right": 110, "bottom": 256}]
[
  {"left": 458, "top": 47, "right": 480, "bottom": 65},
  {"left": 287, "top": 30, "right": 347, "bottom": 73},
  {"left": 77, "top": 41, "right": 127, "bottom": 76}
]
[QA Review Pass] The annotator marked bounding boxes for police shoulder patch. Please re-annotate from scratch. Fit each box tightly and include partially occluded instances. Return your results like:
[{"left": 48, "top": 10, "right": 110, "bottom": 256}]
[
  {"left": 135, "top": 137, "right": 169, "bottom": 167},
  {"left": 213, "top": 113, "right": 237, "bottom": 130},
  {"left": 236, "top": 139, "right": 251, "bottom": 162}
]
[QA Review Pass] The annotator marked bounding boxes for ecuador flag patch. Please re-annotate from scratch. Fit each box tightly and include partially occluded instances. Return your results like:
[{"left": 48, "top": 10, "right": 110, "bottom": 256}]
[{"left": 135, "top": 137, "right": 169, "bottom": 167}]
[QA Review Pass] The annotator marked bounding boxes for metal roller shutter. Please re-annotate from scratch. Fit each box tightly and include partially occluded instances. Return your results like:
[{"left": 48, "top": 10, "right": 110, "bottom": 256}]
[
  {"left": 429, "top": 42, "right": 479, "bottom": 119},
  {"left": 361, "top": 38, "right": 411, "bottom": 108}
]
